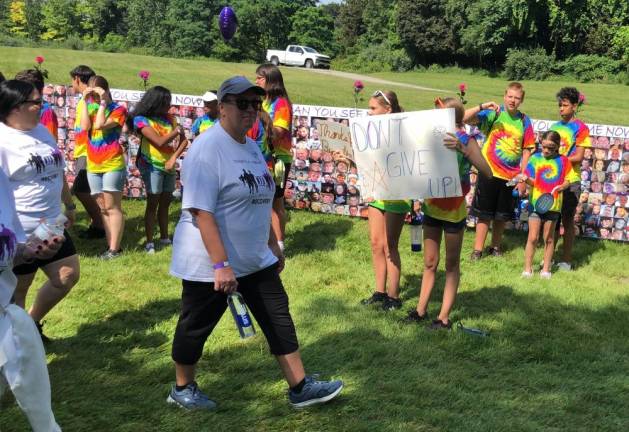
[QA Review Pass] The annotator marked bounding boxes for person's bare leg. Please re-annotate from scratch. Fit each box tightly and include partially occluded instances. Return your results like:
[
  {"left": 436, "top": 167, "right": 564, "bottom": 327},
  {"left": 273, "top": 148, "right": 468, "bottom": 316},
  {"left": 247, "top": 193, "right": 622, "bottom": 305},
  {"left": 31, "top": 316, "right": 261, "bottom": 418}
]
[
  {"left": 29, "top": 255, "right": 80, "bottom": 322},
  {"left": 13, "top": 272, "right": 37, "bottom": 308},
  {"left": 144, "top": 194, "right": 160, "bottom": 244},
  {"left": 276, "top": 351, "right": 306, "bottom": 387},
  {"left": 416, "top": 225, "right": 442, "bottom": 316},
  {"left": 542, "top": 221, "right": 557, "bottom": 274},
  {"left": 368, "top": 207, "right": 387, "bottom": 294},
  {"left": 272, "top": 197, "right": 286, "bottom": 243},
  {"left": 95, "top": 193, "right": 110, "bottom": 245},
  {"left": 473, "top": 219, "right": 490, "bottom": 252},
  {"left": 76, "top": 191, "right": 104, "bottom": 229},
  {"left": 438, "top": 229, "right": 465, "bottom": 324},
  {"left": 158, "top": 192, "right": 173, "bottom": 240},
  {"left": 560, "top": 214, "right": 575, "bottom": 264},
  {"left": 524, "top": 218, "right": 541, "bottom": 274},
  {"left": 174, "top": 363, "right": 197, "bottom": 386},
  {"left": 383, "top": 212, "right": 405, "bottom": 299},
  {"left": 490, "top": 219, "right": 506, "bottom": 249},
  {"left": 104, "top": 191, "right": 124, "bottom": 251}
]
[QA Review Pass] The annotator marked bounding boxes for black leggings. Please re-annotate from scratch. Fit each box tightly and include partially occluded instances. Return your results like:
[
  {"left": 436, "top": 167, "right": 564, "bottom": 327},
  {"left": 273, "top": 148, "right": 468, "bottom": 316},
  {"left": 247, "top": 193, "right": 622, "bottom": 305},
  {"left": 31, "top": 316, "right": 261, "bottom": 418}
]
[{"left": 172, "top": 263, "right": 299, "bottom": 365}]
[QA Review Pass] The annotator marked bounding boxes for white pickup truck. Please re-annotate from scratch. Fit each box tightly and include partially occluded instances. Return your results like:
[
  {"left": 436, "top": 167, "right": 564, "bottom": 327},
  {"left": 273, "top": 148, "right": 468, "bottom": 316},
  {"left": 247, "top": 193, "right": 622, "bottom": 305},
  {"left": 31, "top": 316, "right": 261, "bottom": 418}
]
[{"left": 266, "top": 45, "right": 331, "bottom": 69}]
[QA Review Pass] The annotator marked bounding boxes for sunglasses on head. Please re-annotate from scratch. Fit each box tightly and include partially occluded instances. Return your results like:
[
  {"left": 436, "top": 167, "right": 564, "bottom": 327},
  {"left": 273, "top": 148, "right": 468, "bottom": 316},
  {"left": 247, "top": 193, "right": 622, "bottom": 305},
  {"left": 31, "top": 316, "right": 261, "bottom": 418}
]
[
  {"left": 223, "top": 98, "right": 262, "bottom": 111},
  {"left": 372, "top": 90, "right": 391, "bottom": 106}
]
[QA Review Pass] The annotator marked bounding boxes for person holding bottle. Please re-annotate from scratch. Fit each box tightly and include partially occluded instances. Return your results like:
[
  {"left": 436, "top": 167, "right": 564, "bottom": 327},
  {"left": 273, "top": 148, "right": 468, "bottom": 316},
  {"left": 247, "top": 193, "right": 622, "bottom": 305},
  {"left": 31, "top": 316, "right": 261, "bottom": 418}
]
[
  {"left": 360, "top": 90, "right": 410, "bottom": 311},
  {"left": 401, "top": 98, "right": 491, "bottom": 330},
  {"left": 167, "top": 76, "right": 343, "bottom": 410},
  {"left": 0, "top": 80, "right": 79, "bottom": 342}
]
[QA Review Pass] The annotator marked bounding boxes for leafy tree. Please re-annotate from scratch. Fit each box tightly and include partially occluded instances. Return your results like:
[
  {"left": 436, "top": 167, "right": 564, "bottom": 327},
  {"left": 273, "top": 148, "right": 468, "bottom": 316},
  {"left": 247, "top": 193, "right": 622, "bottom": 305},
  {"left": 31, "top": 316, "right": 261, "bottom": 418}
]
[
  {"left": 8, "top": 0, "right": 27, "bottom": 37},
  {"left": 125, "top": 0, "right": 168, "bottom": 52},
  {"left": 164, "top": 0, "right": 213, "bottom": 57},
  {"left": 335, "top": 0, "right": 366, "bottom": 52},
  {"left": 23, "top": 0, "right": 42, "bottom": 39},
  {"left": 39, "top": 0, "right": 80, "bottom": 40},
  {"left": 288, "top": 6, "right": 336, "bottom": 53}
]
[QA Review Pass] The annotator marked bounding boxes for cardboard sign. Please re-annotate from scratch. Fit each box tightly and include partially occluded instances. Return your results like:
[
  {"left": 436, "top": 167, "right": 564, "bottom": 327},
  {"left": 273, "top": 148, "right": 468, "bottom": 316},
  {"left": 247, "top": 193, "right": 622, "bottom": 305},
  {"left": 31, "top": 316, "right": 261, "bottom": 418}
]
[
  {"left": 349, "top": 108, "right": 461, "bottom": 200},
  {"left": 317, "top": 120, "right": 353, "bottom": 159}
]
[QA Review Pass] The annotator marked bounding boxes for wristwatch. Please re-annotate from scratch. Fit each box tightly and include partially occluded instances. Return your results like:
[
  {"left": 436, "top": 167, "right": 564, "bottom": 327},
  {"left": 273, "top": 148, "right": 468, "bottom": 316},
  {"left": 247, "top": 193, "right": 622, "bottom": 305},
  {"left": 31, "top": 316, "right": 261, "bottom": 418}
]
[{"left": 212, "top": 261, "right": 230, "bottom": 270}]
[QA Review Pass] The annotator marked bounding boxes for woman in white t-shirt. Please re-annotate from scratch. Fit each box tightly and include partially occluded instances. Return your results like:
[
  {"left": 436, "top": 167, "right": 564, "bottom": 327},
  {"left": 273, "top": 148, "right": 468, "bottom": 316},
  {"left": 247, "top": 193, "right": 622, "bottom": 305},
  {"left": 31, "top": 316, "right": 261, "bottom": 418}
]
[
  {"left": 166, "top": 76, "right": 342, "bottom": 410},
  {"left": 0, "top": 80, "right": 80, "bottom": 342},
  {"left": 0, "top": 169, "right": 62, "bottom": 432}
]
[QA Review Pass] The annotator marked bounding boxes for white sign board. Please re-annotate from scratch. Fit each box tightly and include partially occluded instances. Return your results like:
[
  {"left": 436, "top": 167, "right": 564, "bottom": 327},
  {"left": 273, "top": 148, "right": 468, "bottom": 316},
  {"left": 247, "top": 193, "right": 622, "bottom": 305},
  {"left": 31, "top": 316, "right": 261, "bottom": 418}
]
[{"left": 349, "top": 109, "right": 462, "bottom": 200}]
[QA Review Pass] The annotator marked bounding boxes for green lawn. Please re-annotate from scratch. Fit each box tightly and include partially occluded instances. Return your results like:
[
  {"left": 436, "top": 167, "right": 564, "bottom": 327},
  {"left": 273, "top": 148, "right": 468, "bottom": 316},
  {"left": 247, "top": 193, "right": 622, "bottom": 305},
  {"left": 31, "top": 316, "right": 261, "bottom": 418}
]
[
  {"left": 1, "top": 47, "right": 628, "bottom": 125},
  {"left": 1, "top": 201, "right": 628, "bottom": 431}
]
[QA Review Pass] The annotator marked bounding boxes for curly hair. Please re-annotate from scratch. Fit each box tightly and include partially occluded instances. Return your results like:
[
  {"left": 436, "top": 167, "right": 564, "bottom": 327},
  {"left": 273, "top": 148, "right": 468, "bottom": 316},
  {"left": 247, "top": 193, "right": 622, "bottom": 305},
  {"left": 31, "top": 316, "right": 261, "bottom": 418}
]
[{"left": 556, "top": 87, "right": 580, "bottom": 105}]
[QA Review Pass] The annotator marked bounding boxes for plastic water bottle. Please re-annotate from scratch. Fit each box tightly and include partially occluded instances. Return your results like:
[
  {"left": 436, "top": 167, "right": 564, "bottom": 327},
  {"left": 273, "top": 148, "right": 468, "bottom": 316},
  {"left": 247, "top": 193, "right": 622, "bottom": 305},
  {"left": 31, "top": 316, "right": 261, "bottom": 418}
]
[
  {"left": 410, "top": 212, "right": 423, "bottom": 252},
  {"left": 227, "top": 292, "right": 256, "bottom": 339},
  {"left": 27, "top": 214, "right": 67, "bottom": 247}
]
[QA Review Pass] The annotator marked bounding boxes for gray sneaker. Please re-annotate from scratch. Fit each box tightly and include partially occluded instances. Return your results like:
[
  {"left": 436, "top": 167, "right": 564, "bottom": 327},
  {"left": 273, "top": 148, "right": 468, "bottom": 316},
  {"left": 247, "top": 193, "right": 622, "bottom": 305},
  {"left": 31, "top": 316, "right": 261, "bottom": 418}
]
[
  {"left": 167, "top": 382, "right": 217, "bottom": 411},
  {"left": 288, "top": 376, "right": 343, "bottom": 408}
]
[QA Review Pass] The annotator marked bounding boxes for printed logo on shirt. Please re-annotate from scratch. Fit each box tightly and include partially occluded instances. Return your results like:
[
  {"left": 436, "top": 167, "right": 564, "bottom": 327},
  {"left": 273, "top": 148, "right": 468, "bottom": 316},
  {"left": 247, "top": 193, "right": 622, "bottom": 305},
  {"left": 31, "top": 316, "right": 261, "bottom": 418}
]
[
  {"left": 26, "top": 148, "right": 63, "bottom": 173},
  {"left": 0, "top": 224, "right": 17, "bottom": 275},
  {"left": 238, "top": 168, "right": 274, "bottom": 195}
]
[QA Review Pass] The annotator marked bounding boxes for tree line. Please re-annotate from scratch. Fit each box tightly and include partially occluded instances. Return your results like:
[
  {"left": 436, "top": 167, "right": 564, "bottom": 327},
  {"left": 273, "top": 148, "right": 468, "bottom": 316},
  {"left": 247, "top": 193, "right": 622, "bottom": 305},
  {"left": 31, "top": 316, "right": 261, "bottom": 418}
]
[{"left": 1, "top": 0, "right": 628, "bottom": 81}]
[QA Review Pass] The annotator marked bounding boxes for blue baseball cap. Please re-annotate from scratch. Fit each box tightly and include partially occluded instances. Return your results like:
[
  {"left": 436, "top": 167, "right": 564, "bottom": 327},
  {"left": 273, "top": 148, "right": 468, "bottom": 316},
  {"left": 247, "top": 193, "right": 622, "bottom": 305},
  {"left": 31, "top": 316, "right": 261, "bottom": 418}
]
[{"left": 217, "top": 76, "right": 265, "bottom": 102}]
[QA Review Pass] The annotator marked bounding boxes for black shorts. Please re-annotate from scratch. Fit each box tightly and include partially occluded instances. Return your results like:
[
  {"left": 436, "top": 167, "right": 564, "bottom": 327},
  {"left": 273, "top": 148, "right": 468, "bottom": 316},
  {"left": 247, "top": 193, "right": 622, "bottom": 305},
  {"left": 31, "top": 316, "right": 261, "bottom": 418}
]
[
  {"left": 172, "top": 263, "right": 299, "bottom": 365},
  {"left": 559, "top": 185, "right": 579, "bottom": 220},
  {"left": 13, "top": 230, "right": 77, "bottom": 275},
  {"left": 71, "top": 157, "right": 91, "bottom": 194},
  {"left": 529, "top": 211, "right": 561, "bottom": 222},
  {"left": 423, "top": 214, "right": 466, "bottom": 233},
  {"left": 470, "top": 175, "right": 515, "bottom": 221},
  {"left": 275, "top": 162, "right": 291, "bottom": 199}
]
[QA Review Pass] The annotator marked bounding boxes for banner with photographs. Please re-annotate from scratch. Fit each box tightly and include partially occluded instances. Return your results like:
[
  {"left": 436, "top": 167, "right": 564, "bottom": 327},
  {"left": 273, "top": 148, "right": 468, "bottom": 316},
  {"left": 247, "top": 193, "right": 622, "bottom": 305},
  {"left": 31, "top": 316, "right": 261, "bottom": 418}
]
[{"left": 42, "top": 84, "right": 628, "bottom": 241}]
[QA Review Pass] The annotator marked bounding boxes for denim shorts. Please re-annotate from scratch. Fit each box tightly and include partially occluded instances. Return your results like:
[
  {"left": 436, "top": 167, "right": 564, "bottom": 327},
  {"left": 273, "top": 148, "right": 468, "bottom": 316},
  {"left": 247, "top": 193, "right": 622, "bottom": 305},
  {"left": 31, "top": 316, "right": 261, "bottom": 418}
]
[
  {"left": 139, "top": 166, "right": 176, "bottom": 195},
  {"left": 87, "top": 170, "right": 126, "bottom": 194}
]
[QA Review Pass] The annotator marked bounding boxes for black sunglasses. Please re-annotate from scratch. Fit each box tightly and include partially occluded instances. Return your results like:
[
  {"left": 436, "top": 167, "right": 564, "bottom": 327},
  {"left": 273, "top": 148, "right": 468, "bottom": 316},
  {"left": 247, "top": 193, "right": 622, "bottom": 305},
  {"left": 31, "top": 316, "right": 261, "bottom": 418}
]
[
  {"left": 21, "top": 98, "right": 44, "bottom": 107},
  {"left": 223, "top": 98, "right": 262, "bottom": 111}
]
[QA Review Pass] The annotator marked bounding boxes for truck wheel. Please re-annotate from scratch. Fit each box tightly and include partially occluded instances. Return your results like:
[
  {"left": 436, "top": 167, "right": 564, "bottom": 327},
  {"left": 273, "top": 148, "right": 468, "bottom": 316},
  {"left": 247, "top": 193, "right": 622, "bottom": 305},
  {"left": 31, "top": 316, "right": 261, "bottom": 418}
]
[
  {"left": 271, "top": 57, "right": 279, "bottom": 66},
  {"left": 305, "top": 59, "right": 314, "bottom": 69}
]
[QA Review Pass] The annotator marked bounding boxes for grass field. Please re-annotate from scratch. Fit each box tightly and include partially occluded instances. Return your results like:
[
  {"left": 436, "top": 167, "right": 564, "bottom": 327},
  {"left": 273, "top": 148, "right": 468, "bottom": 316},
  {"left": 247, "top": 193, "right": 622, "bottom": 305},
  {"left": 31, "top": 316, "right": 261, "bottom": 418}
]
[
  {"left": 0, "top": 46, "right": 629, "bottom": 431},
  {"left": 0, "top": 200, "right": 628, "bottom": 431},
  {"left": 1, "top": 46, "right": 628, "bottom": 125}
]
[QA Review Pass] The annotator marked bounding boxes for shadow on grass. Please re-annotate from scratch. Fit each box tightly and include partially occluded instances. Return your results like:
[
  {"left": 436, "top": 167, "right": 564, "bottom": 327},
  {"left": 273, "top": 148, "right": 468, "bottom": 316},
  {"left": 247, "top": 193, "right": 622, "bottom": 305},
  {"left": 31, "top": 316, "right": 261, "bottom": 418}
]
[{"left": 285, "top": 219, "right": 353, "bottom": 258}]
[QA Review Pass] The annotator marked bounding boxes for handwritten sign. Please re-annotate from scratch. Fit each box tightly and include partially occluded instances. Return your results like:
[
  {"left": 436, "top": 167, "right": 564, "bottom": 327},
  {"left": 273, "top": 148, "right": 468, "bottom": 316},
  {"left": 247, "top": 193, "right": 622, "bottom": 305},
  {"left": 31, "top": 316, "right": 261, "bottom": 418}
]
[
  {"left": 317, "top": 120, "right": 353, "bottom": 158},
  {"left": 349, "top": 109, "right": 461, "bottom": 200}
]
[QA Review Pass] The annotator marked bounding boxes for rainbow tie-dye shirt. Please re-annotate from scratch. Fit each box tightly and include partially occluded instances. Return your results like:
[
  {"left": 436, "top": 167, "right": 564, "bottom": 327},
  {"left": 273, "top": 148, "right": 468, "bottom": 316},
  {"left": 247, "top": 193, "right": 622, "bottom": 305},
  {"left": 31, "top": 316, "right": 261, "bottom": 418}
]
[
  {"left": 74, "top": 97, "right": 99, "bottom": 159},
  {"left": 247, "top": 118, "right": 274, "bottom": 170},
  {"left": 87, "top": 102, "right": 127, "bottom": 173},
  {"left": 478, "top": 106, "right": 535, "bottom": 180},
  {"left": 134, "top": 115, "right": 178, "bottom": 173},
  {"left": 191, "top": 114, "right": 216, "bottom": 137},
  {"left": 39, "top": 102, "right": 58, "bottom": 141},
  {"left": 524, "top": 153, "right": 578, "bottom": 213},
  {"left": 423, "top": 130, "right": 473, "bottom": 223},
  {"left": 549, "top": 118, "right": 591, "bottom": 172},
  {"left": 263, "top": 97, "right": 293, "bottom": 163}
]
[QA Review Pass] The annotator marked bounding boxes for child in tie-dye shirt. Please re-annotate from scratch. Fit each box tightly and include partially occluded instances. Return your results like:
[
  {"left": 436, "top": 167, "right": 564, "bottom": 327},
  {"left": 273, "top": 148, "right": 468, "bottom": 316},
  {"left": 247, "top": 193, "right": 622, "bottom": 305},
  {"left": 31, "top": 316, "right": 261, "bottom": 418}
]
[
  {"left": 520, "top": 131, "right": 576, "bottom": 279},
  {"left": 404, "top": 98, "right": 491, "bottom": 330},
  {"left": 191, "top": 91, "right": 219, "bottom": 137}
]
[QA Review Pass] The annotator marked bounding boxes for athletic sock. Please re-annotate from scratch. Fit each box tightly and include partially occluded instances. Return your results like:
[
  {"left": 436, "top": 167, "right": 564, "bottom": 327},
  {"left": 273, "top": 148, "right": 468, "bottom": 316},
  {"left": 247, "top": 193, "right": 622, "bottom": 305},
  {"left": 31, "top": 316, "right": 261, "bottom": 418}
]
[{"left": 290, "top": 378, "right": 306, "bottom": 393}]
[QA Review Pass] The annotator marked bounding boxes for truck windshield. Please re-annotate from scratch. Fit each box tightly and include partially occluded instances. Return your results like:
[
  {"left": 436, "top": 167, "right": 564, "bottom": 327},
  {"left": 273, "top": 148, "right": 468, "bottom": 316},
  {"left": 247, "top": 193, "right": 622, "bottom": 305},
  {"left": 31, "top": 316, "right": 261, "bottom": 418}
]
[{"left": 303, "top": 47, "right": 318, "bottom": 53}]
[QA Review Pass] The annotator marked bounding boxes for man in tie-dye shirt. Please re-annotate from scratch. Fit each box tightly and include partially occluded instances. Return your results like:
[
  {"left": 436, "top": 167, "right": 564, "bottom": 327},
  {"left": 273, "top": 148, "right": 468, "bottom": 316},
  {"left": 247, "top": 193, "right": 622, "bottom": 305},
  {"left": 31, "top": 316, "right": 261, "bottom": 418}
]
[
  {"left": 549, "top": 87, "right": 591, "bottom": 271},
  {"left": 464, "top": 82, "right": 535, "bottom": 260},
  {"left": 191, "top": 91, "right": 218, "bottom": 137}
]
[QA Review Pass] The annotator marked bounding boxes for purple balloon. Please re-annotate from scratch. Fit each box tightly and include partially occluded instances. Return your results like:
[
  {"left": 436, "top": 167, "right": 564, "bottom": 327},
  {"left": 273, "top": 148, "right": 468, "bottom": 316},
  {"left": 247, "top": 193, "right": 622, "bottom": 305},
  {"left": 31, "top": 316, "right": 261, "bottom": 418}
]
[{"left": 219, "top": 6, "right": 238, "bottom": 41}]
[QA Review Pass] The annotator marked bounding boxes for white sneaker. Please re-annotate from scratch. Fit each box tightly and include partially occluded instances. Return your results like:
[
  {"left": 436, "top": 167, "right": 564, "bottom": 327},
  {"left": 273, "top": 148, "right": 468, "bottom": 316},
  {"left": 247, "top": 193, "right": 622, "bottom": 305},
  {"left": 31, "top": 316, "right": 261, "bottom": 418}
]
[
  {"left": 556, "top": 262, "right": 572, "bottom": 271},
  {"left": 521, "top": 271, "right": 533, "bottom": 278},
  {"left": 540, "top": 271, "right": 552, "bottom": 279},
  {"left": 145, "top": 242, "right": 155, "bottom": 254}
]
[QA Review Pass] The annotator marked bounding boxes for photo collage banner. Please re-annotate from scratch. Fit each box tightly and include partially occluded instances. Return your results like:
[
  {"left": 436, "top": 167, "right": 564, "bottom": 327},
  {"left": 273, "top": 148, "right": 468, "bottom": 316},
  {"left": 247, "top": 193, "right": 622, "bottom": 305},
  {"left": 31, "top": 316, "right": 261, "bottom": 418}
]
[{"left": 42, "top": 84, "right": 628, "bottom": 241}]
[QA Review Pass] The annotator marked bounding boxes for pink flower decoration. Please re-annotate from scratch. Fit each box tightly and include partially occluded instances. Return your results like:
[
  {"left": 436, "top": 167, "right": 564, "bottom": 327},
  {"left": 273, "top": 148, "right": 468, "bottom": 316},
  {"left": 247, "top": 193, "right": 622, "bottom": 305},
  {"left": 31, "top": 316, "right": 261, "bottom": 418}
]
[
  {"left": 35, "top": 56, "right": 44, "bottom": 64},
  {"left": 458, "top": 83, "right": 467, "bottom": 93},
  {"left": 353, "top": 80, "right": 364, "bottom": 91},
  {"left": 578, "top": 93, "right": 586, "bottom": 105},
  {"left": 138, "top": 70, "right": 150, "bottom": 80}
]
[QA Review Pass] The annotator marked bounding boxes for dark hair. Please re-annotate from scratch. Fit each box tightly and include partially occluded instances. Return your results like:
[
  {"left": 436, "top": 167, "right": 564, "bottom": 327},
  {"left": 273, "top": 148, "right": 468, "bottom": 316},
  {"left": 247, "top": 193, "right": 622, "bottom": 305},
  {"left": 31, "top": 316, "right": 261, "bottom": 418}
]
[
  {"left": 541, "top": 130, "right": 561, "bottom": 147},
  {"left": 0, "top": 80, "right": 36, "bottom": 122},
  {"left": 0, "top": 72, "right": 5, "bottom": 83},
  {"left": 372, "top": 90, "right": 403, "bottom": 113},
  {"left": 126, "top": 85, "right": 172, "bottom": 130},
  {"left": 88, "top": 75, "right": 112, "bottom": 102},
  {"left": 256, "top": 63, "right": 290, "bottom": 103},
  {"left": 556, "top": 87, "right": 579, "bottom": 105},
  {"left": 69, "top": 65, "right": 95, "bottom": 85},
  {"left": 15, "top": 69, "right": 45, "bottom": 93}
]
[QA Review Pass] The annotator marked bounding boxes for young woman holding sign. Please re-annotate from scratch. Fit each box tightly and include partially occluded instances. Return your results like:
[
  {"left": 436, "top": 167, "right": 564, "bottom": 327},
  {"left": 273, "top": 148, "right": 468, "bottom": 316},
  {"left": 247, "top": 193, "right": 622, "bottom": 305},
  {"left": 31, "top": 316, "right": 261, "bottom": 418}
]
[{"left": 360, "top": 90, "right": 410, "bottom": 311}]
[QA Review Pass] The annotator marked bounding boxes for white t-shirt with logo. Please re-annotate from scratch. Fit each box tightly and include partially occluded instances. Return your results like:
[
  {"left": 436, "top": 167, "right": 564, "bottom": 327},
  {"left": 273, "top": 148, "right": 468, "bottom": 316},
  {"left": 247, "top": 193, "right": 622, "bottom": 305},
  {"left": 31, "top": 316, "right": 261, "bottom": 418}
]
[
  {"left": 0, "top": 123, "right": 65, "bottom": 234},
  {"left": 0, "top": 170, "right": 26, "bottom": 308},
  {"left": 170, "top": 123, "right": 277, "bottom": 282}
]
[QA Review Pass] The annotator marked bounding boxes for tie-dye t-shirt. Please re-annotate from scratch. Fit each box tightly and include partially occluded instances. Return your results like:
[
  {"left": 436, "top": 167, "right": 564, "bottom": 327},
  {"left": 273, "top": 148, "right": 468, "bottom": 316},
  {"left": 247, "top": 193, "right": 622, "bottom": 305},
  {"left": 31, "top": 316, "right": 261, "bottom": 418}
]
[
  {"left": 74, "top": 97, "right": 99, "bottom": 159},
  {"left": 263, "top": 97, "right": 293, "bottom": 164},
  {"left": 39, "top": 102, "right": 58, "bottom": 141},
  {"left": 191, "top": 114, "right": 216, "bottom": 137},
  {"left": 87, "top": 102, "right": 127, "bottom": 173},
  {"left": 423, "top": 130, "right": 473, "bottom": 223},
  {"left": 247, "top": 118, "right": 274, "bottom": 170},
  {"left": 549, "top": 118, "right": 591, "bottom": 172},
  {"left": 134, "top": 115, "right": 178, "bottom": 173},
  {"left": 478, "top": 106, "right": 535, "bottom": 180},
  {"left": 524, "top": 152, "right": 578, "bottom": 213}
]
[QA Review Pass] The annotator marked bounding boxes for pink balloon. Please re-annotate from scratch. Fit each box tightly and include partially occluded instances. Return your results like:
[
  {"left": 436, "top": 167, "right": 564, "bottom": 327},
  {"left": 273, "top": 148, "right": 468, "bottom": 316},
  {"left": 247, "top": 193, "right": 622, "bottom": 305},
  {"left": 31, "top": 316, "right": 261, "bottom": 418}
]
[{"left": 219, "top": 6, "right": 238, "bottom": 41}]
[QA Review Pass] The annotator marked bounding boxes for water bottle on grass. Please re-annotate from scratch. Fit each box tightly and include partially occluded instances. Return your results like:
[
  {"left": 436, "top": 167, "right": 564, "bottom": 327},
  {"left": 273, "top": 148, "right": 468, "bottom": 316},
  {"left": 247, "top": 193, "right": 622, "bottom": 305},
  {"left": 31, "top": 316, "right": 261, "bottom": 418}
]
[
  {"left": 227, "top": 292, "right": 256, "bottom": 339},
  {"left": 410, "top": 212, "right": 423, "bottom": 252}
]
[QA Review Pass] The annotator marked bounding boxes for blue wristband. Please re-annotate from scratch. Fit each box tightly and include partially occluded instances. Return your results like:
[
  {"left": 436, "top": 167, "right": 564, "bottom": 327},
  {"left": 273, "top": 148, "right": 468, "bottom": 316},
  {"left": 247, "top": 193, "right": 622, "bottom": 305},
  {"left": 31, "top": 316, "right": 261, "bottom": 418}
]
[{"left": 212, "top": 261, "right": 230, "bottom": 270}]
